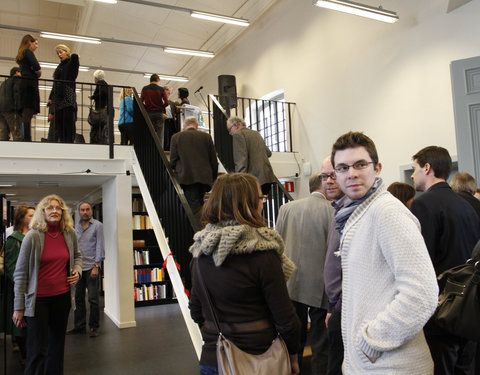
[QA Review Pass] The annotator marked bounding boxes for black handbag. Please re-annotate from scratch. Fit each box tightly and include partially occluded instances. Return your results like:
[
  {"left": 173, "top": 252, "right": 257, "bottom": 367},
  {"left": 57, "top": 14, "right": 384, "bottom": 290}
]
[
  {"left": 88, "top": 106, "right": 107, "bottom": 127},
  {"left": 432, "top": 258, "right": 480, "bottom": 340}
]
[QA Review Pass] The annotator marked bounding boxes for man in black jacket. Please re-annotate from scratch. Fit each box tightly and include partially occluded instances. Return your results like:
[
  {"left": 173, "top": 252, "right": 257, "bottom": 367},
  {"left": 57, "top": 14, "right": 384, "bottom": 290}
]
[
  {"left": 0, "top": 67, "right": 22, "bottom": 141},
  {"left": 410, "top": 145, "right": 480, "bottom": 375}
]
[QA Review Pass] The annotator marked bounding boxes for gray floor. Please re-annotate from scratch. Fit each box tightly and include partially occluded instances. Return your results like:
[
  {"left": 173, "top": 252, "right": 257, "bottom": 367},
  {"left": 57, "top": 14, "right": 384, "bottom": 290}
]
[
  {"left": 2, "top": 300, "right": 315, "bottom": 375},
  {"left": 2, "top": 301, "right": 199, "bottom": 375}
]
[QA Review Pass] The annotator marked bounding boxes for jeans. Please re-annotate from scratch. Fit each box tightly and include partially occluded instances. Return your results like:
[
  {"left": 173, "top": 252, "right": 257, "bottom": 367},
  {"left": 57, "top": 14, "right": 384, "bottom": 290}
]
[
  {"left": 74, "top": 268, "right": 100, "bottom": 330},
  {"left": 200, "top": 365, "right": 219, "bottom": 375}
]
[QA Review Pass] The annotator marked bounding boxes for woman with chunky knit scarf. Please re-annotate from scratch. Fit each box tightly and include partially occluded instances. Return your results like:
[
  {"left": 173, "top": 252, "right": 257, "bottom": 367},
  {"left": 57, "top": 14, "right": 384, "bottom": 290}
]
[{"left": 189, "top": 173, "right": 301, "bottom": 375}]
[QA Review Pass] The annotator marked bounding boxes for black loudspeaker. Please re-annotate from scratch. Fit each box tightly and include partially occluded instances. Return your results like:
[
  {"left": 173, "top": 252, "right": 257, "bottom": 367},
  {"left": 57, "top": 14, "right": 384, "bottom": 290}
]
[{"left": 218, "top": 75, "right": 237, "bottom": 109}]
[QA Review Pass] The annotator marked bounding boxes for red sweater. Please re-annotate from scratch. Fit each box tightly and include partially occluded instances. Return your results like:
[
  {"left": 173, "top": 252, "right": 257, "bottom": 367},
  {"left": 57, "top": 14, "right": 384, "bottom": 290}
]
[
  {"left": 36, "top": 224, "right": 70, "bottom": 297},
  {"left": 140, "top": 83, "right": 169, "bottom": 112}
]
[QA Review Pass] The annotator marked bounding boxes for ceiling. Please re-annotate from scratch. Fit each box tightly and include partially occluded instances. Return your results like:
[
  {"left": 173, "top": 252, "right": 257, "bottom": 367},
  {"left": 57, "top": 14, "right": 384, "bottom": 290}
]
[
  {"left": 0, "top": 0, "right": 276, "bottom": 90},
  {"left": 0, "top": 0, "right": 276, "bottom": 208}
]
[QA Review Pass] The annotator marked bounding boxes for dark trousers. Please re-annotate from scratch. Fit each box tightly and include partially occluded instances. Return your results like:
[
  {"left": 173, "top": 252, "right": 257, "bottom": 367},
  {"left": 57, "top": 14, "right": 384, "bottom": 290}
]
[
  {"left": 326, "top": 308, "right": 343, "bottom": 375},
  {"left": 163, "top": 118, "right": 178, "bottom": 151},
  {"left": 148, "top": 112, "right": 164, "bottom": 147},
  {"left": 25, "top": 292, "right": 71, "bottom": 375},
  {"left": 53, "top": 107, "right": 76, "bottom": 143},
  {"left": 425, "top": 320, "right": 476, "bottom": 375},
  {"left": 118, "top": 122, "right": 134, "bottom": 145},
  {"left": 182, "top": 183, "right": 210, "bottom": 225},
  {"left": 74, "top": 268, "right": 100, "bottom": 330},
  {"left": 292, "top": 301, "right": 328, "bottom": 375}
]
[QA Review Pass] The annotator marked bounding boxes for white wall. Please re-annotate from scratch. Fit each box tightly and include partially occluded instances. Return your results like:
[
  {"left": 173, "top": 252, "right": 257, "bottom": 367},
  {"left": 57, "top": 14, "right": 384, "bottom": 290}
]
[{"left": 186, "top": 0, "right": 480, "bottom": 197}]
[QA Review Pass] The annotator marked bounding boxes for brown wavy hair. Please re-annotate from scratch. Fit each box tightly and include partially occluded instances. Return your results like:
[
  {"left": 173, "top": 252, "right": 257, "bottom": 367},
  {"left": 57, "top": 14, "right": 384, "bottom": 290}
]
[
  {"left": 16, "top": 34, "right": 37, "bottom": 63},
  {"left": 30, "top": 194, "right": 74, "bottom": 232},
  {"left": 202, "top": 173, "right": 265, "bottom": 228},
  {"left": 13, "top": 204, "right": 36, "bottom": 232}
]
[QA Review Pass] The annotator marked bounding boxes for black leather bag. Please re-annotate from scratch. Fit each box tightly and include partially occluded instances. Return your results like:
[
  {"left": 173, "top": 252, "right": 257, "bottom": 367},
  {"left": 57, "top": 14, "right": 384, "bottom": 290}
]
[
  {"left": 432, "top": 258, "right": 480, "bottom": 340},
  {"left": 88, "top": 106, "right": 107, "bottom": 128}
]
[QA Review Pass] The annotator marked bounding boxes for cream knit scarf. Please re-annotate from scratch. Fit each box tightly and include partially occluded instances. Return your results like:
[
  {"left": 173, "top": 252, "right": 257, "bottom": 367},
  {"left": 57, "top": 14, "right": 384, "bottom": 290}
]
[{"left": 189, "top": 220, "right": 296, "bottom": 280}]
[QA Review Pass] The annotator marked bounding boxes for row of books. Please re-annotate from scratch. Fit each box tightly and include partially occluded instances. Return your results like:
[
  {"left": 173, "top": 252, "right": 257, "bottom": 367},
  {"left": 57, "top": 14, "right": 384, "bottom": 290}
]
[
  {"left": 134, "top": 268, "right": 164, "bottom": 283},
  {"left": 134, "top": 284, "right": 168, "bottom": 301},
  {"left": 133, "top": 215, "right": 152, "bottom": 230},
  {"left": 134, "top": 249, "right": 152, "bottom": 265},
  {"left": 132, "top": 197, "right": 146, "bottom": 212}
]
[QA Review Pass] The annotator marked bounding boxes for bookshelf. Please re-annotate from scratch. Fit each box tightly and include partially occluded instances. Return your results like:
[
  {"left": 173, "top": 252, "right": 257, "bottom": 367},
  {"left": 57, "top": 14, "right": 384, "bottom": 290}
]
[{"left": 132, "top": 193, "right": 176, "bottom": 307}]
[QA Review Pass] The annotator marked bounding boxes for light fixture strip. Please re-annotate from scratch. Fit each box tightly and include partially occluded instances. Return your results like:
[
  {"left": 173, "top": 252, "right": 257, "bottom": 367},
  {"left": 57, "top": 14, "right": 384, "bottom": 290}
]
[
  {"left": 190, "top": 11, "right": 249, "bottom": 27},
  {"left": 40, "top": 32, "right": 101, "bottom": 44},
  {"left": 94, "top": 0, "right": 117, "bottom": 3},
  {"left": 314, "top": 0, "right": 398, "bottom": 23},
  {"left": 143, "top": 73, "right": 189, "bottom": 82},
  {"left": 164, "top": 47, "right": 214, "bottom": 58},
  {"left": 40, "top": 61, "right": 90, "bottom": 71}
]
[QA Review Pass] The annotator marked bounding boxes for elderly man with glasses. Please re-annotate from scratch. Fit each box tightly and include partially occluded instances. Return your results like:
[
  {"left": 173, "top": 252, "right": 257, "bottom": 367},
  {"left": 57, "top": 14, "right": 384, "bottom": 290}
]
[{"left": 331, "top": 131, "right": 438, "bottom": 374}]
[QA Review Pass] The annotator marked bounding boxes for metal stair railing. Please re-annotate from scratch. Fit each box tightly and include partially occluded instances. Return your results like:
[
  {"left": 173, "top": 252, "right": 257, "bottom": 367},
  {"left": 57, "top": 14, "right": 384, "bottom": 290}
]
[
  {"left": 131, "top": 88, "right": 201, "bottom": 292},
  {"left": 207, "top": 94, "right": 294, "bottom": 227}
]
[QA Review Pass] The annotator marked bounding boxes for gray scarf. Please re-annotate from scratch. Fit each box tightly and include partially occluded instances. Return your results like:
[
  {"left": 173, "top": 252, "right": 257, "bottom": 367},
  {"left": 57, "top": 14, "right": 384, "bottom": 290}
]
[
  {"left": 189, "top": 220, "right": 296, "bottom": 280},
  {"left": 334, "top": 177, "right": 383, "bottom": 235}
]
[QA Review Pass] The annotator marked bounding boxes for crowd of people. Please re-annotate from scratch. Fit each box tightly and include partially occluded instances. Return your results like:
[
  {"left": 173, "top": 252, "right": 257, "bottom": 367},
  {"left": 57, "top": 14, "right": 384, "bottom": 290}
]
[{"left": 0, "top": 34, "right": 191, "bottom": 146}]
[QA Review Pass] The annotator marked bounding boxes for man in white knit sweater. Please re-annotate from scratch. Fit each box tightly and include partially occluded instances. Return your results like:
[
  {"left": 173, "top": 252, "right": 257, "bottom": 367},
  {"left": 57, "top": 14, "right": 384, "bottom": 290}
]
[{"left": 330, "top": 132, "right": 439, "bottom": 374}]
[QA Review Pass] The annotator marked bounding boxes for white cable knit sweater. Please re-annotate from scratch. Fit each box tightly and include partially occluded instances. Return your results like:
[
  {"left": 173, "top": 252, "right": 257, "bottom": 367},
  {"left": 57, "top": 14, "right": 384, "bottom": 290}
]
[{"left": 340, "top": 183, "right": 439, "bottom": 374}]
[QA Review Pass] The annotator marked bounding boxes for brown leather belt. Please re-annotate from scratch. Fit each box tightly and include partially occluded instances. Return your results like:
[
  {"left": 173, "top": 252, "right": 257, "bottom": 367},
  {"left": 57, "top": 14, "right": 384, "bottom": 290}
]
[{"left": 204, "top": 319, "right": 273, "bottom": 334}]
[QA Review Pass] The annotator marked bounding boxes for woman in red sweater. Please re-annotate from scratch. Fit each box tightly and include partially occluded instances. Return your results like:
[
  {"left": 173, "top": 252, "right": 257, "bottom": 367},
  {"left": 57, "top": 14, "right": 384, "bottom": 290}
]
[{"left": 13, "top": 194, "right": 82, "bottom": 375}]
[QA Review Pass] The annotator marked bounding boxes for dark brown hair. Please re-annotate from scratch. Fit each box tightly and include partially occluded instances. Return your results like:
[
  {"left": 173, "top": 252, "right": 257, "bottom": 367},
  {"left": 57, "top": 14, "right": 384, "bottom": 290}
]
[
  {"left": 412, "top": 146, "right": 451, "bottom": 180},
  {"left": 16, "top": 34, "right": 37, "bottom": 63},
  {"left": 387, "top": 182, "right": 415, "bottom": 206},
  {"left": 202, "top": 173, "right": 265, "bottom": 228},
  {"left": 331, "top": 131, "right": 378, "bottom": 167},
  {"left": 309, "top": 174, "right": 323, "bottom": 193},
  {"left": 13, "top": 204, "right": 35, "bottom": 232}
]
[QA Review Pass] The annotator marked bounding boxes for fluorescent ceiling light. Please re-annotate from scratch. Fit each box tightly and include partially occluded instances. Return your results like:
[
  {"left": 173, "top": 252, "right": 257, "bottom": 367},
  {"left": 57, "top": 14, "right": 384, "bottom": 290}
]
[
  {"left": 164, "top": 47, "right": 214, "bottom": 58},
  {"left": 40, "top": 32, "right": 101, "bottom": 44},
  {"left": 191, "top": 11, "right": 249, "bottom": 27},
  {"left": 94, "top": 0, "right": 117, "bottom": 3},
  {"left": 143, "top": 73, "right": 189, "bottom": 82},
  {"left": 0, "top": 183, "right": 16, "bottom": 187},
  {"left": 40, "top": 61, "right": 90, "bottom": 72},
  {"left": 313, "top": 0, "right": 398, "bottom": 23},
  {"left": 38, "top": 85, "right": 52, "bottom": 91}
]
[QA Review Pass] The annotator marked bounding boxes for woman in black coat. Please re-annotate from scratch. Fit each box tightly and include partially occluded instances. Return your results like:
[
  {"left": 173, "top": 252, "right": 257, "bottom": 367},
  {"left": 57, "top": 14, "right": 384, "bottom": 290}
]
[{"left": 48, "top": 44, "right": 79, "bottom": 143}]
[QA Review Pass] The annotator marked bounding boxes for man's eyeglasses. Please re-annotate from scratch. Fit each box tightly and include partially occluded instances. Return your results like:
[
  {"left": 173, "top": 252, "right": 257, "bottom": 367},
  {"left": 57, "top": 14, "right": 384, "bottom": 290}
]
[
  {"left": 334, "top": 161, "right": 375, "bottom": 174},
  {"left": 259, "top": 195, "right": 268, "bottom": 203},
  {"left": 320, "top": 173, "right": 336, "bottom": 181}
]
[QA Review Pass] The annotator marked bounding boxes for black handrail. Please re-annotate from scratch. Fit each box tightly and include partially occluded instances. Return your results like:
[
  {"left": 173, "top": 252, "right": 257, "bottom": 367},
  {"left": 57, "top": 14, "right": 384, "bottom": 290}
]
[
  {"left": 131, "top": 88, "right": 199, "bottom": 290},
  {"left": 207, "top": 95, "right": 294, "bottom": 227}
]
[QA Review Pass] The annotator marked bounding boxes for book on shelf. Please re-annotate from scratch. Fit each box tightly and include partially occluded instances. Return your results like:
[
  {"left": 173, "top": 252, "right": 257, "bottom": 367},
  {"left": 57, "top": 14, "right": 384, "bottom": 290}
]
[
  {"left": 133, "top": 215, "right": 153, "bottom": 230},
  {"left": 134, "top": 249, "right": 152, "bottom": 265},
  {"left": 132, "top": 197, "right": 146, "bottom": 212},
  {"left": 134, "top": 284, "right": 168, "bottom": 301},
  {"left": 134, "top": 267, "right": 164, "bottom": 283}
]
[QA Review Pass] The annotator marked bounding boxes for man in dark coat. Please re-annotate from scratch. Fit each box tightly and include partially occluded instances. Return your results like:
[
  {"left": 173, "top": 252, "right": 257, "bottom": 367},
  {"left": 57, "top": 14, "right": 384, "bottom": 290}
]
[
  {"left": 410, "top": 145, "right": 480, "bottom": 375},
  {"left": 0, "top": 67, "right": 22, "bottom": 141},
  {"left": 170, "top": 116, "right": 218, "bottom": 223}
]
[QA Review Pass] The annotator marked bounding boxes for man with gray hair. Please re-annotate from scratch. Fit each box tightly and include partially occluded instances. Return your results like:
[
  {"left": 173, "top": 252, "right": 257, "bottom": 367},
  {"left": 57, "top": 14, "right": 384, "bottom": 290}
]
[
  {"left": 276, "top": 172, "right": 333, "bottom": 374},
  {"left": 68, "top": 201, "right": 104, "bottom": 337},
  {"left": 170, "top": 116, "right": 218, "bottom": 222},
  {"left": 227, "top": 116, "right": 276, "bottom": 194}
]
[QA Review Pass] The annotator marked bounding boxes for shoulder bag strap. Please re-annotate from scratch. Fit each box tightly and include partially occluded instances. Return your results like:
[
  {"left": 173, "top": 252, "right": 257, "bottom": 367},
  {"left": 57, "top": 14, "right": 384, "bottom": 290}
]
[{"left": 195, "top": 256, "right": 222, "bottom": 335}]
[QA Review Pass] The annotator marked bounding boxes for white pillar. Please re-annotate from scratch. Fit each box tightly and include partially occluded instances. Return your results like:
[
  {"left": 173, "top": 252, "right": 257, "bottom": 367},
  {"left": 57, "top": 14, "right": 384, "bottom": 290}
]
[{"left": 102, "top": 175, "right": 136, "bottom": 328}]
